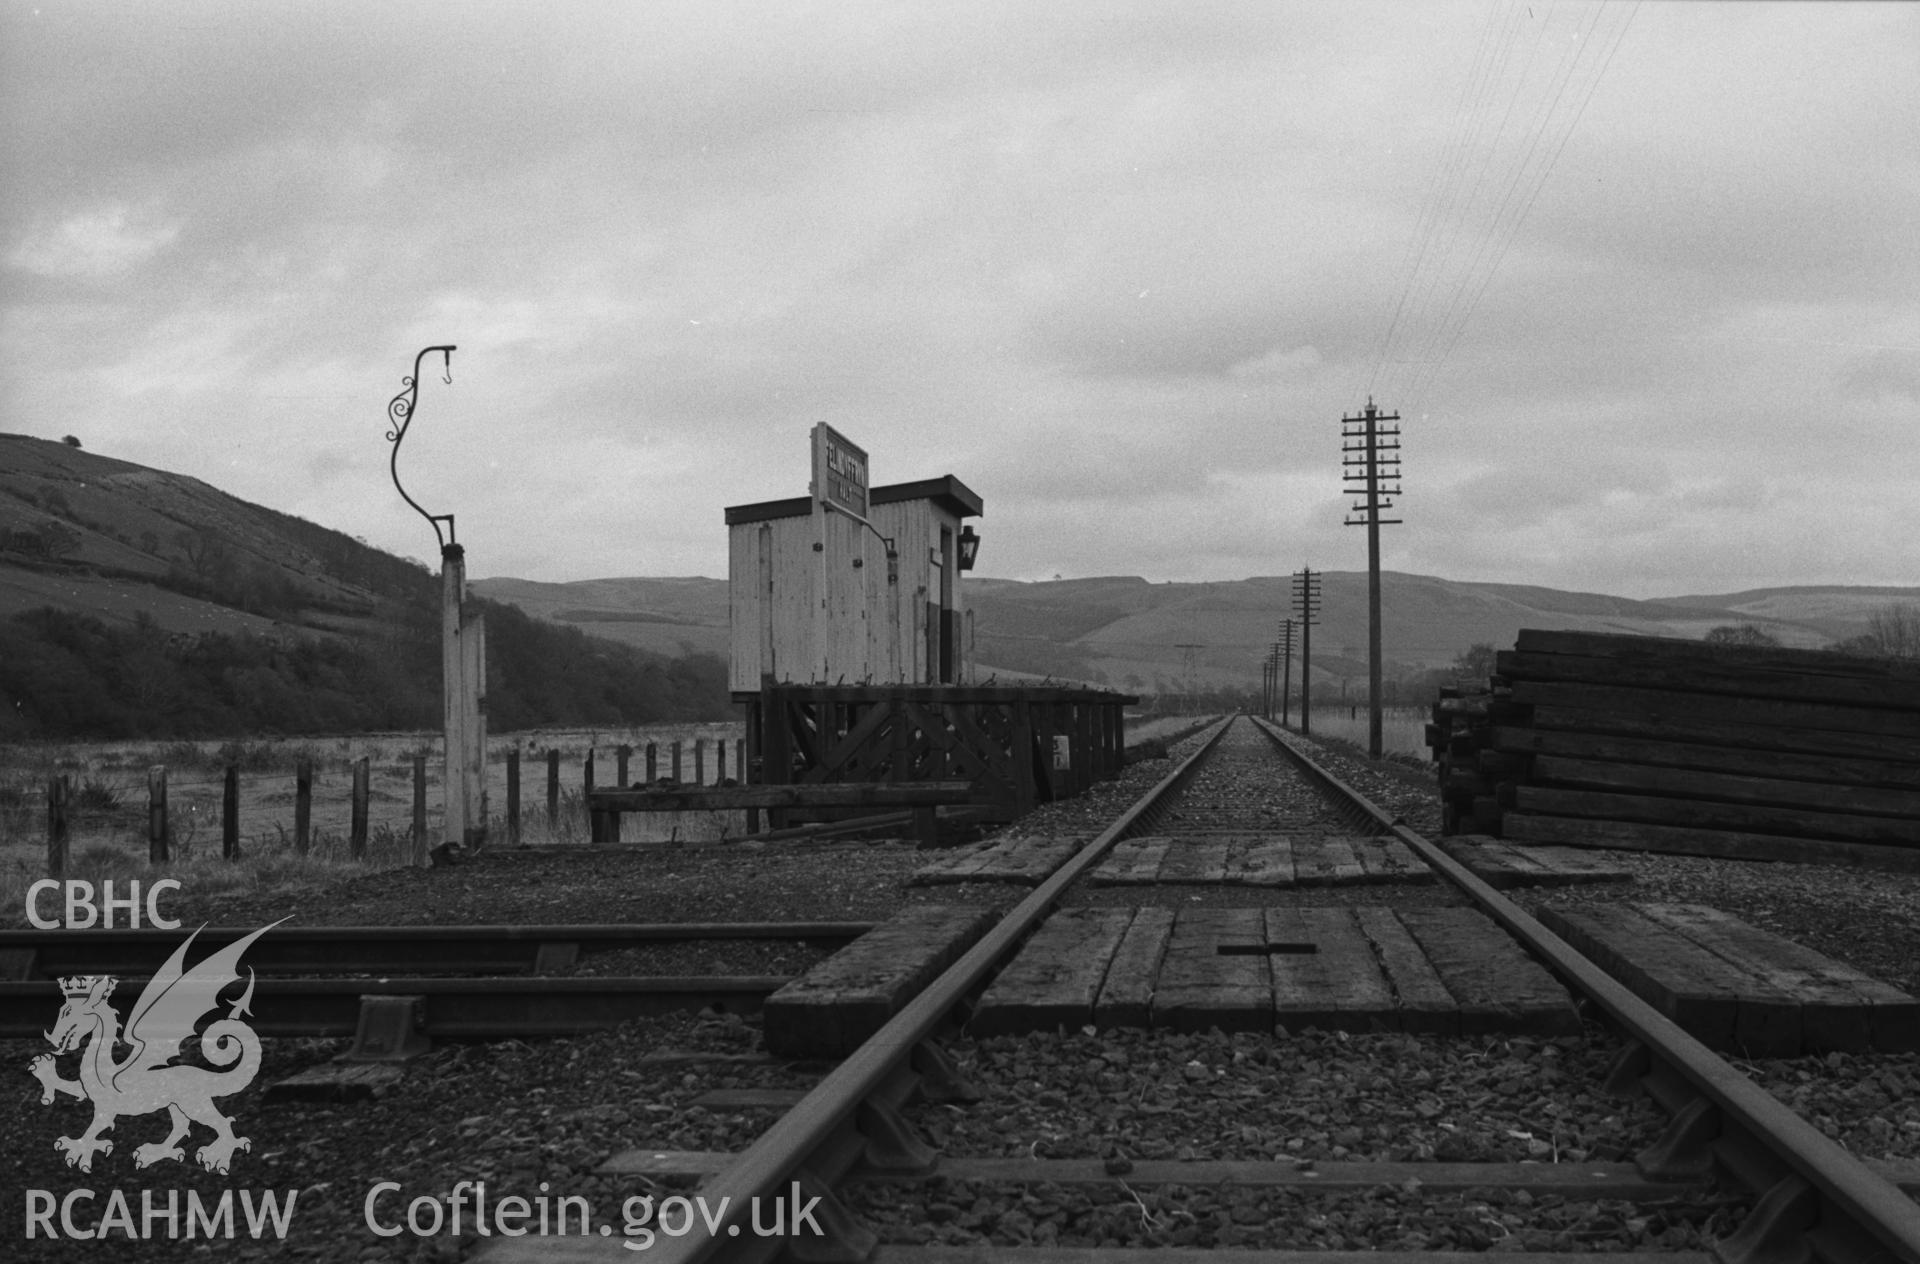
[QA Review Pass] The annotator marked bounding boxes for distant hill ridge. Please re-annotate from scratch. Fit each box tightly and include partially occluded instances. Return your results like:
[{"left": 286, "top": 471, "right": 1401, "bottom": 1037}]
[
  {"left": 4, "top": 431, "right": 1913, "bottom": 703},
  {"left": 473, "top": 569, "right": 1920, "bottom": 692}
]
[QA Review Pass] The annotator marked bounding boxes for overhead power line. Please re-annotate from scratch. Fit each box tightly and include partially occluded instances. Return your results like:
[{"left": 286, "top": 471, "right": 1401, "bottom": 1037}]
[{"left": 1360, "top": 0, "right": 1640, "bottom": 421}]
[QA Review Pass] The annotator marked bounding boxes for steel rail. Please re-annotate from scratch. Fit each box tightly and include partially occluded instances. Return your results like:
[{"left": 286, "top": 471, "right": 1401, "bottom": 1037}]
[
  {"left": 1248, "top": 715, "right": 1920, "bottom": 1264},
  {"left": 0, "top": 921, "right": 874, "bottom": 979},
  {"left": 0, "top": 975, "right": 788, "bottom": 1040},
  {"left": 644, "top": 716, "right": 1239, "bottom": 1264}
]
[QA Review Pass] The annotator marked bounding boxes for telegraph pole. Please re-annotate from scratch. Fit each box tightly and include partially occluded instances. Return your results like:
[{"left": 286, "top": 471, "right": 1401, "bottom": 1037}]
[
  {"left": 1291, "top": 570, "right": 1320, "bottom": 734},
  {"left": 1175, "top": 643, "right": 1202, "bottom": 711},
  {"left": 1343, "top": 398, "right": 1402, "bottom": 757},
  {"left": 1278, "top": 618, "right": 1296, "bottom": 727}
]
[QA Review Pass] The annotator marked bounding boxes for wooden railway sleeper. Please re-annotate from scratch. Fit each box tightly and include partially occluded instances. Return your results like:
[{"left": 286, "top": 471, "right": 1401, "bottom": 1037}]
[
  {"left": 1603, "top": 1039, "right": 1654, "bottom": 1097},
  {"left": 765, "top": 1043, "right": 962, "bottom": 1263},
  {"left": 909, "top": 1039, "right": 980, "bottom": 1103},
  {"left": 851, "top": 1098, "right": 937, "bottom": 1177},
  {"left": 1713, "top": 1175, "right": 1818, "bottom": 1264},
  {"left": 342, "top": 993, "right": 430, "bottom": 1063},
  {"left": 532, "top": 940, "right": 581, "bottom": 972},
  {"left": 1638, "top": 1097, "right": 1722, "bottom": 1182},
  {"left": 1630, "top": 1071, "right": 1888, "bottom": 1264},
  {"left": 0, "top": 947, "right": 35, "bottom": 980},
  {"left": 782, "top": 1167, "right": 875, "bottom": 1264}
]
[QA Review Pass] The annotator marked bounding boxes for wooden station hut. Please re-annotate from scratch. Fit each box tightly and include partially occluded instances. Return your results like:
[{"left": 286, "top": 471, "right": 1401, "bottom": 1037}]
[
  {"left": 721, "top": 425, "right": 1132, "bottom": 834},
  {"left": 724, "top": 473, "right": 983, "bottom": 691}
]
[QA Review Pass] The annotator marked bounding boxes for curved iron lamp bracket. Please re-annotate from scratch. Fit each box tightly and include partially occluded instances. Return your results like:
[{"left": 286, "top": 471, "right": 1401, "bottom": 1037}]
[
  {"left": 386, "top": 345, "right": 459, "bottom": 552},
  {"left": 826, "top": 503, "right": 899, "bottom": 585}
]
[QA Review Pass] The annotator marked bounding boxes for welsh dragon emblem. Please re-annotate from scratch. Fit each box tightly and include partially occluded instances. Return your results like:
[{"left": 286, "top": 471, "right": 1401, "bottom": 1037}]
[{"left": 29, "top": 920, "right": 285, "bottom": 1175}]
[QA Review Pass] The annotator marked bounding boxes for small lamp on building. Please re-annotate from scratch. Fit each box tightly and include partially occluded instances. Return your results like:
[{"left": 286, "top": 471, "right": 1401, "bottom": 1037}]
[{"left": 958, "top": 524, "right": 981, "bottom": 571}]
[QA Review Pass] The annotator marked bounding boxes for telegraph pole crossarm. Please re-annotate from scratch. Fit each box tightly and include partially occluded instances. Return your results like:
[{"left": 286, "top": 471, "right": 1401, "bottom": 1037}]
[
  {"left": 1341, "top": 397, "right": 1403, "bottom": 758},
  {"left": 1291, "top": 570, "right": 1321, "bottom": 735},
  {"left": 1278, "top": 617, "right": 1296, "bottom": 727}
]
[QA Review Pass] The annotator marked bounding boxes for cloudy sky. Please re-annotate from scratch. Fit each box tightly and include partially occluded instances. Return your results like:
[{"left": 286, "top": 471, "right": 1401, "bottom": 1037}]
[{"left": 3, "top": 1, "right": 1915, "bottom": 598}]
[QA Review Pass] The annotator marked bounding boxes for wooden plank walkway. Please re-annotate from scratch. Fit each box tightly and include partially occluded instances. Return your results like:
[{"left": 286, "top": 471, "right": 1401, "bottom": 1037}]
[
  {"left": 970, "top": 909, "right": 1136, "bottom": 1037},
  {"left": 968, "top": 904, "right": 1577, "bottom": 1038},
  {"left": 1439, "top": 834, "right": 1635, "bottom": 889},
  {"left": 1088, "top": 834, "right": 1432, "bottom": 888},
  {"left": 909, "top": 832, "right": 1434, "bottom": 888},
  {"left": 1539, "top": 902, "right": 1920, "bottom": 1055},
  {"left": 906, "top": 836, "right": 1086, "bottom": 886},
  {"left": 1396, "top": 907, "right": 1582, "bottom": 1036},
  {"left": 762, "top": 905, "right": 1000, "bottom": 1058},
  {"left": 1149, "top": 907, "right": 1274, "bottom": 1033}
]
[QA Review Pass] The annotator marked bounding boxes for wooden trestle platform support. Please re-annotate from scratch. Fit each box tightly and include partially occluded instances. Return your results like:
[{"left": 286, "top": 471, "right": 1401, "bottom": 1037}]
[
  {"left": 1428, "top": 628, "right": 1920, "bottom": 871},
  {"left": 737, "top": 683, "right": 1134, "bottom": 834},
  {"left": 585, "top": 684, "right": 1134, "bottom": 846}
]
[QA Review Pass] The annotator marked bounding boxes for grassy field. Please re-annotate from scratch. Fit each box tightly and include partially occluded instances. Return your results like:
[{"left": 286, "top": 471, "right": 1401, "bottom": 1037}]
[
  {"left": 0, "top": 722, "right": 744, "bottom": 926},
  {"left": 1, "top": 715, "right": 1233, "bottom": 926},
  {"left": 1282, "top": 705, "right": 1431, "bottom": 765}
]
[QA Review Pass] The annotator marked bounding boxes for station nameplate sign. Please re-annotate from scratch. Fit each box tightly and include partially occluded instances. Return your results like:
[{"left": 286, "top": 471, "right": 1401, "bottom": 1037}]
[{"left": 811, "top": 423, "right": 869, "bottom": 520}]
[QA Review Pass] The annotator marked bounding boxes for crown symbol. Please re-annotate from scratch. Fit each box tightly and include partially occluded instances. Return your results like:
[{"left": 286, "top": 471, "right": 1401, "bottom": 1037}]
[{"left": 59, "top": 975, "right": 114, "bottom": 998}]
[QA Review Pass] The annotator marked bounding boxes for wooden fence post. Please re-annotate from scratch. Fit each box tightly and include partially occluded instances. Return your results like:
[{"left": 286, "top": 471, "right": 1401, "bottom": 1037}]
[
  {"left": 547, "top": 749, "right": 560, "bottom": 824},
  {"left": 671, "top": 740, "right": 683, "bottom": 782},
  {"left": 350, "top": 757, "right": 369, "bottom": 860},
  {"left": 586, "top": 747, "right": 601, "bottom": 843},
  {"left": 694, "top": 739, "right": 706, "bottom": 787},
  {"left": 717, "top": 738, "right": 729, "bottom": 782},
  {"left": 645, "top": 742, "right": 658, "bottom": 782},
  {"left": 506, "top": 749, "right": 521, "bottom": 845},
  {"left": 616, "top": 744, "right": 631, "bottom": 788},
  {"left": 411, "top": 754, "right": 428, "bottom": 866},
  {"left": 222, "top": 766, "right": 239, "bottom": 861},
  {"left": 295, "top": 760, "right": 312, "bottom": 856},
  {"left": 46, "top": 774, "right": 69, "bottom": 879},
  {"left": 148, "top": 766, "right": 169, "bottom": 864},
  {"left": 1011, "top": 697, "right": 1036, "bottom": 816}
]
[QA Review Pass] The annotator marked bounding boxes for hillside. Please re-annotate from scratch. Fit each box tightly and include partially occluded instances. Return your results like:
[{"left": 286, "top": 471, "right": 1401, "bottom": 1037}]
[
  {"left": 473, "top": 569, "right": 1920, "bottom": 697},
  {"left": 469, "top": 576, "right": 730, "bottom": 659},
  {"left": 0, "top": 434, "right": 728, "bottom": 738},
  {"left": 961, "top": 571, "right": 1892, "bottom": 692},
  {"left": 0, "top": 433, "right": 413, "bottom": 639}
]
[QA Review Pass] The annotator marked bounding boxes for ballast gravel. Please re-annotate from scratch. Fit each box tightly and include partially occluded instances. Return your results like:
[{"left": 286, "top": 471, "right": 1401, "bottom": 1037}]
[
  {"left": 11, "top": 715, "right": 1918, "bottom": 1260},
  {"left": 907, "top": 1025, "right": 1669, "bottom": 1167}
]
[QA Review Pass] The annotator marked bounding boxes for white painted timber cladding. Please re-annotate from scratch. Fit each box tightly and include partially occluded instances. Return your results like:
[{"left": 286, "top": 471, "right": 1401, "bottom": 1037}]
[{"left": 728, "top": 494, "right": 969, "bottom": 691}]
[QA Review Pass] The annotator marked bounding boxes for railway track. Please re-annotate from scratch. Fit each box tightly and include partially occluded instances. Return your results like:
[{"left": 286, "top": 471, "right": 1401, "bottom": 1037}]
[
  {"left": 470, "top": 714, "right": 1920, "bottom": 1263},
  {"left": 0, "top": 922, "right": 870, "bottom": 1039}
]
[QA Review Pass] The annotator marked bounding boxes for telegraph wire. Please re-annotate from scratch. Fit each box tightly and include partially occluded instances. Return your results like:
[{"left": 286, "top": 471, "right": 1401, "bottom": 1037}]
[
  {"left": 1359, "top": 1, "right": 1639, "bottom": 421},
  {"left": 1403, "top": 1, "right": 1640, "bottom": 415}
]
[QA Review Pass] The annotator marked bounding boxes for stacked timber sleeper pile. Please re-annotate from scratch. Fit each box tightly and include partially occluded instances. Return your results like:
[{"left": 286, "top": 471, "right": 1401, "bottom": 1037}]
[{"left": 1428, "top": 628, "right": 1920, "bottom": 867}]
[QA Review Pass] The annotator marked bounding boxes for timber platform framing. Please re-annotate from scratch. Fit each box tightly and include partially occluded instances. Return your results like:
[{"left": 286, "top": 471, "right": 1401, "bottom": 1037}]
[
  {"left": 736, "top": 684, "right": 1136, "bottom": 835},
  {"left": 1538, "top": 902, "right": 1920, "bottom": 1056},
  {"left": 1429, "top": 628, "right": 1920, "bottom": 871},
  {"left": 968, "top": 904, "right": 1579, "bottom": 1038},
  {"left": 586, "top": 780, "right": 981, "bottom": 845}
]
